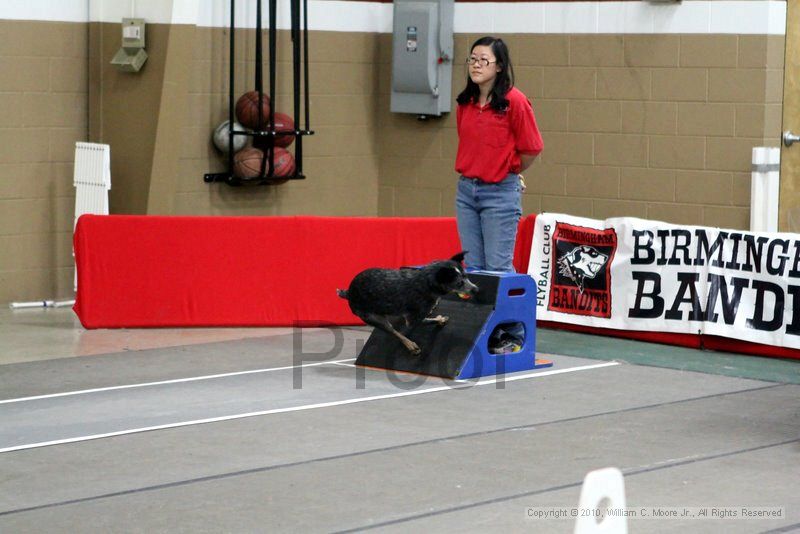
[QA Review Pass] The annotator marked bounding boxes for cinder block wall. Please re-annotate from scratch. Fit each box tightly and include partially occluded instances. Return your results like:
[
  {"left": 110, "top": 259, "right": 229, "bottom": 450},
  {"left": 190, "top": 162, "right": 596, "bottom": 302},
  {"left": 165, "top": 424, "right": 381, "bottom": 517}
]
[
  {"left": 380, "top": 32, "right": 785, "bottom": 230},
  {"left": 0, "top": 20, "right": 87, "bottom": 301}
]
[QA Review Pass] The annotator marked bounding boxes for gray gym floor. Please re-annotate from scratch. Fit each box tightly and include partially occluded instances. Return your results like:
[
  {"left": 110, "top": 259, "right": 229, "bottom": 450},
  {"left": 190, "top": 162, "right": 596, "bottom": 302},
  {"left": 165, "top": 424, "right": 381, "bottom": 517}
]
[{"left": 1, "top": 307, "right": 798, "bottom": 533}]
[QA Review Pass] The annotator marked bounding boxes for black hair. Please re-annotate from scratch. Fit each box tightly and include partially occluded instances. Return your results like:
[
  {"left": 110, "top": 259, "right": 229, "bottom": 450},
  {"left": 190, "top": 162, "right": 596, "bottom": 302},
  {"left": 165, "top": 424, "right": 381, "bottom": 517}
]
[{"left": 456, "top": 36, "right": 515, "bottom": 113}]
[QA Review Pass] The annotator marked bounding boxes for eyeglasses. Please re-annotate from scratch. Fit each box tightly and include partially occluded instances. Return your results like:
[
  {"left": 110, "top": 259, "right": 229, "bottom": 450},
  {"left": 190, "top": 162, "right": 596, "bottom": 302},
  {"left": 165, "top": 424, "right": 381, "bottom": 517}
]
[{"left": 466, "top": 57, "right": 497, "bottom": 67}]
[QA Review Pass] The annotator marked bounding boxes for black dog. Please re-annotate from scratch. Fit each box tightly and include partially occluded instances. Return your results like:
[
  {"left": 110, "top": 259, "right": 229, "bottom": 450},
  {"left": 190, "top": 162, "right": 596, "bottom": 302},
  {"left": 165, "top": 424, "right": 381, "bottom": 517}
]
[{"left": 337, "top": 252, "right": 479, "bottom": 355}]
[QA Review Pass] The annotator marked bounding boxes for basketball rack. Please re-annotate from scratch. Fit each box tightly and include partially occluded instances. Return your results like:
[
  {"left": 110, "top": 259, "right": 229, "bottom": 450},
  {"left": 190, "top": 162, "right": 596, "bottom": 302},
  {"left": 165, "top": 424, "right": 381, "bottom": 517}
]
[{"left": 204, "top": 0, "right": 314, "bottom": 186}]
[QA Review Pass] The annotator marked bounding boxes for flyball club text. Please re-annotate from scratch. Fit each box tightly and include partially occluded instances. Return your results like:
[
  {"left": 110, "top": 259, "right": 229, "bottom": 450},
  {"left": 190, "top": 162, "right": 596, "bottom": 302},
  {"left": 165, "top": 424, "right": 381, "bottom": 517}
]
[{"left": 629, "top": 228, "right": 800, "bottom": 334}]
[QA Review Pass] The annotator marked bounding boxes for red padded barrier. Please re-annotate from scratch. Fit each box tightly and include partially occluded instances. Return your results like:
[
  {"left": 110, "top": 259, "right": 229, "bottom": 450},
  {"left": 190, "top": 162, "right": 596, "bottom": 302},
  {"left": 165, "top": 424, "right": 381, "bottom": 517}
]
[
  {"left": 73, "top": 215, "right": 465, "bottom": 328},
  {"left": 513, "top": 214, "right": 536, "bottom": 274}
]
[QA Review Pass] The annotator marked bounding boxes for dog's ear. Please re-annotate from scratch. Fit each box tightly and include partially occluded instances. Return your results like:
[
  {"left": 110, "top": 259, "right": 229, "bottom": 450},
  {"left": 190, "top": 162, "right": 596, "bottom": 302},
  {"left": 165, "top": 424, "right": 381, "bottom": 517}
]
[
  {"left": 451, "top": 251, "right": 467, "bottom": 264},
  {"left": 435, "top": 265, "right": 459, "bottom": 285}
]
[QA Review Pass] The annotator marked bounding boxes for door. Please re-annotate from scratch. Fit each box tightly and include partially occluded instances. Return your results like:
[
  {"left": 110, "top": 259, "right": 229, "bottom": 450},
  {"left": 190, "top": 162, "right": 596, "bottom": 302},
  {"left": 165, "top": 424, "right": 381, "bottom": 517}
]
[{"left": 780, "top": 1, "right": 800, "bottom": 231}]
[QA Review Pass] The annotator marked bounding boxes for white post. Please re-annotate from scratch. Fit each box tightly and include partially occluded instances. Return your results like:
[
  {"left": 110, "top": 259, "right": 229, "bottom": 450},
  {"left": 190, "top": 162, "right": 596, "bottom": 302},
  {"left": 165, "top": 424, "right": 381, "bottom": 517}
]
[{"left": 750, "top": 147, "right": 780, "bottom": 233}]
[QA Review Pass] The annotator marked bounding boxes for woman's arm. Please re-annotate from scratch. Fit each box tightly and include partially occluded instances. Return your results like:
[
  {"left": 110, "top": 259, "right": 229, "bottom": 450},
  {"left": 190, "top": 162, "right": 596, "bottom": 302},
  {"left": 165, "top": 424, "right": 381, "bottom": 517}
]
[
  {"left": 518, "top": 153, "right": 538, "bottom": 192},
  {"left": 519, "top": 153, "right": 538, "bottom": 172}
]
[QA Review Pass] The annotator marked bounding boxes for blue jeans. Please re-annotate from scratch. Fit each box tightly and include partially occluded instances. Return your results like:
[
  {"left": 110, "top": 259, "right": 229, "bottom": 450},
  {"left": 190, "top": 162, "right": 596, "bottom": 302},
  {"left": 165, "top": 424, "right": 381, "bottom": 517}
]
[{"left": 455, "top": 173, "right": 522, "bottom": 272}]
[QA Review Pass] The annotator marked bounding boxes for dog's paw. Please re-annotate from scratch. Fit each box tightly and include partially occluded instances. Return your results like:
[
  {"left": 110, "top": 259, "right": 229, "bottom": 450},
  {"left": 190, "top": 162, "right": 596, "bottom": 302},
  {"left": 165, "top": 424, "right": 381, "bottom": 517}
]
[
  {"left": 430, "top": 315, "right": 449, "bottom": 327},
  {"left": 425, "top": 314, "right": 449, "bottom": 326},
  {"left": 408, "top": 342, "right": 421, "bottom": 355}
]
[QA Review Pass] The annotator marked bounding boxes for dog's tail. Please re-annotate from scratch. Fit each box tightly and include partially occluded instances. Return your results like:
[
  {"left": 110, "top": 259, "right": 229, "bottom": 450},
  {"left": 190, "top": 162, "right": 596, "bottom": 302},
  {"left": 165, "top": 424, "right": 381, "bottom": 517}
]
[{"left": 336, "top": 289, "right": 349, "bottom": 300}]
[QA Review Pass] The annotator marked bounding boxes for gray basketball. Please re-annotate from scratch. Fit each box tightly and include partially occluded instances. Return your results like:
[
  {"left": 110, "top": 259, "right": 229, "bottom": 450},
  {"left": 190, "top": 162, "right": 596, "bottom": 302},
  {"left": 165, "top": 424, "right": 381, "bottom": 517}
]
[{"left": 212, "top": 119, "right": 247, "bottom": 153}]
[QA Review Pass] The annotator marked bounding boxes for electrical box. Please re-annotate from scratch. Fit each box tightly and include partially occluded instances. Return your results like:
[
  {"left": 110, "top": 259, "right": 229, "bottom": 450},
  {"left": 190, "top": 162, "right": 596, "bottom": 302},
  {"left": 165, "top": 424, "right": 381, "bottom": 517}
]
[
  {"left": 111, "top": 18, "right": 148, "bottom": 73},
  {"left": 390, "top": 0, "right": 454, "bottom": 118}
]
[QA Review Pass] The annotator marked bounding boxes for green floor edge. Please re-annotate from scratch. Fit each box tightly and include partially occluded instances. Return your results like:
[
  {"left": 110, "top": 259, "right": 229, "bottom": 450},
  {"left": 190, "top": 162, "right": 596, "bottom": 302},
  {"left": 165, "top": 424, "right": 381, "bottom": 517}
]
[{"left": 535, "top": 327, "right": 800, "bottom": 385}]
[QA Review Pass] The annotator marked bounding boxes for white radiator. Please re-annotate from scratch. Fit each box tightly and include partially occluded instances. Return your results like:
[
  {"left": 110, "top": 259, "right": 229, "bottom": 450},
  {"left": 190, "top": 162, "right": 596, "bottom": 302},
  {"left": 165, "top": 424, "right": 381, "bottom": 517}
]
[
  {"left": 72, "top": 142, "right": 111, "bottom": 292},
  {"left": 73, "top": 142, "right": 111, "bottom": 226}
]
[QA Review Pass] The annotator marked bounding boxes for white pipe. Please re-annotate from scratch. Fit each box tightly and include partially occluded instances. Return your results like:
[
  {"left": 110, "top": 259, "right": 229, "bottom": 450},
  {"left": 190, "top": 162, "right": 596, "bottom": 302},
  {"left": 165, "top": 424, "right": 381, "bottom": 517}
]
[
  {"left": 9, "top": 301, "right": 56, "bottom": 309},
  {"left": 9, "top": 299, "right": 74, "bottom": 309}
]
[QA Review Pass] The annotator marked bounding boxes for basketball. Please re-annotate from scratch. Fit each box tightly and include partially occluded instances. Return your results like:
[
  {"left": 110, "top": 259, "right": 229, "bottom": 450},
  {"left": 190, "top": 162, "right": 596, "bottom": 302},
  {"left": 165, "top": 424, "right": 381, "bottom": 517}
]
[
  {"left": 272, "top": 112, "right": 295, "bottom": 148},
  {"left": 235, "top": 91, "right": 271, "bottom": 130},
  {"left": 232, "top": 147, "right": 265, "bottom": 178},
  {"left": 212, "top": 119, "right": 247, "bottom": 154},
  {"left": 232, "top": 146, "right": 295, "bottom": 182},
  {"left": 270, "top": 147, "right": 296, "bottom": 178},
  {"left": 252, "top": 112, "right": 296, "bottom": 151}
]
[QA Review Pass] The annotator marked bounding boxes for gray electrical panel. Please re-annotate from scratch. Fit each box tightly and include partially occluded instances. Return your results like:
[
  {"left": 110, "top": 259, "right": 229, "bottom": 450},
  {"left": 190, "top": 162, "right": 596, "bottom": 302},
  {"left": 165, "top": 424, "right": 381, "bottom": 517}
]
[{"left": 390, "top": 0, "right": 454, "bottom": 118}]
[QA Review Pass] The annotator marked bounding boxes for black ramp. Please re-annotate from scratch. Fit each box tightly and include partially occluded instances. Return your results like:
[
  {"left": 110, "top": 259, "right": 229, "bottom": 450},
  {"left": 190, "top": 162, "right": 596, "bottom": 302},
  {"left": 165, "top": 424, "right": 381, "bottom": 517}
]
[
  {"left": 357, "top": 273, "right": 530, "bottom": 379},
  {"left": 356, "top": 296, "right": 494, "bottom": 378},
  {"left": 356, "top": 273, "right": 552, "bottom": 379}
]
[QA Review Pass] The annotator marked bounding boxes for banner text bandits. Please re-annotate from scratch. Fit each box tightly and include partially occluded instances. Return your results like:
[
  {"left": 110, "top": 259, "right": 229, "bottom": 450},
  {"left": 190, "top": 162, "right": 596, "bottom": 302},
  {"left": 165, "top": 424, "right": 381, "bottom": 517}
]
[{"left": 628, "top": 228, "right": 800, "bottom": 334}]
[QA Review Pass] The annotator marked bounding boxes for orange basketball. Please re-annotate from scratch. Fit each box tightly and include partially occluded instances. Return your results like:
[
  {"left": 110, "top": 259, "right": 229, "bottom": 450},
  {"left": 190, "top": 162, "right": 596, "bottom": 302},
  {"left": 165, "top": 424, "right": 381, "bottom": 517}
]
[
  {"left": 235, "top": 91, "right": 271, "bottom": 130},
  {"left": 264, "top": 147, "right": 296, "bottom": 185},
  {"left": 271, "top": 147, "right": 296, "bottom": 177},
  {"left": 273, "top": 112, "right": 295, "bottom": 148},
  {"left": 232, "top": 146, "right": 295, "bottom": 183},
  {"left": 252, "top": 112, "right": 296, "bottom": 151},
  {"left": 232, "top": 147, "right": 266, "bottom": 178}
]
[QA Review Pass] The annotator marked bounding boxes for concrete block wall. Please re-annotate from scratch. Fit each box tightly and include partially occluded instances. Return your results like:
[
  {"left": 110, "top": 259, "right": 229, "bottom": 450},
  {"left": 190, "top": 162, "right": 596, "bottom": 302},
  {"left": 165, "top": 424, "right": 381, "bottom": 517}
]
[
  {"left": 0, "top": 19, "right": 87, "bottom": 300},
  {"left": 380, "top": 30, "right": 784, "bottom": 231}
]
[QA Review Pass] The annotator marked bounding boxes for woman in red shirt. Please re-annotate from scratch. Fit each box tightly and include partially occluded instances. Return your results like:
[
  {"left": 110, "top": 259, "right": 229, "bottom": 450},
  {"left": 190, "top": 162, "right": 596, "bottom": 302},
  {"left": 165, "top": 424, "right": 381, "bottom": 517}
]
[
  {"left": 455, "top": 36, "right": 543, "bottom": 351},
  {"left": 456, "top": 36, "right": 543, "bottom": 272}
]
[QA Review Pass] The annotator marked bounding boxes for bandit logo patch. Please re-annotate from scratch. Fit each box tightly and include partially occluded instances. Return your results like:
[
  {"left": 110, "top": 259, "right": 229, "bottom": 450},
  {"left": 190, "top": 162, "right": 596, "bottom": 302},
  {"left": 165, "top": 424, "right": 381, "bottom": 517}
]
[
  {"left": 549, "top": 223, "right": 617, "bottom": 318},
  {"left": 558, "top": 245, "right": 608, "bottom": 292}
]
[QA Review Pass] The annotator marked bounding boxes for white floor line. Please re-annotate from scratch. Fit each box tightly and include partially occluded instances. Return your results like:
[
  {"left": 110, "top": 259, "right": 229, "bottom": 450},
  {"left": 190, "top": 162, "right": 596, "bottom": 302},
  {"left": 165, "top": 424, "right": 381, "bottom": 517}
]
[
  {"left": 0, "top": 361, "right": 619, "bottom": 454},
  {"left": 329, "top": 361, "right": 356, "bottom": 368},
  {"left": 0, "top": 358, "right": 358, "bottom": 405}
]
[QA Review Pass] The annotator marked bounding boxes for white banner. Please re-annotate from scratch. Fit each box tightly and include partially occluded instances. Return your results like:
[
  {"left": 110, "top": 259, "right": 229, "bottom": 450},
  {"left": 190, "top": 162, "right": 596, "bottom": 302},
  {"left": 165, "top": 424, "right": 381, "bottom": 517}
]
[{"left": 528, "top": 213, "right": 800, "bottom": 350}]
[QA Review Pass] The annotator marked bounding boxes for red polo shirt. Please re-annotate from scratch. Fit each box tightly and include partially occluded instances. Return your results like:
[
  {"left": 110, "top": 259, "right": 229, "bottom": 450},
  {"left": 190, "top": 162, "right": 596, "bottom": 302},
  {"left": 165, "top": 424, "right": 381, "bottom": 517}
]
[{"left": 455, "top": 86, "right": 543, "bottom": 183}]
